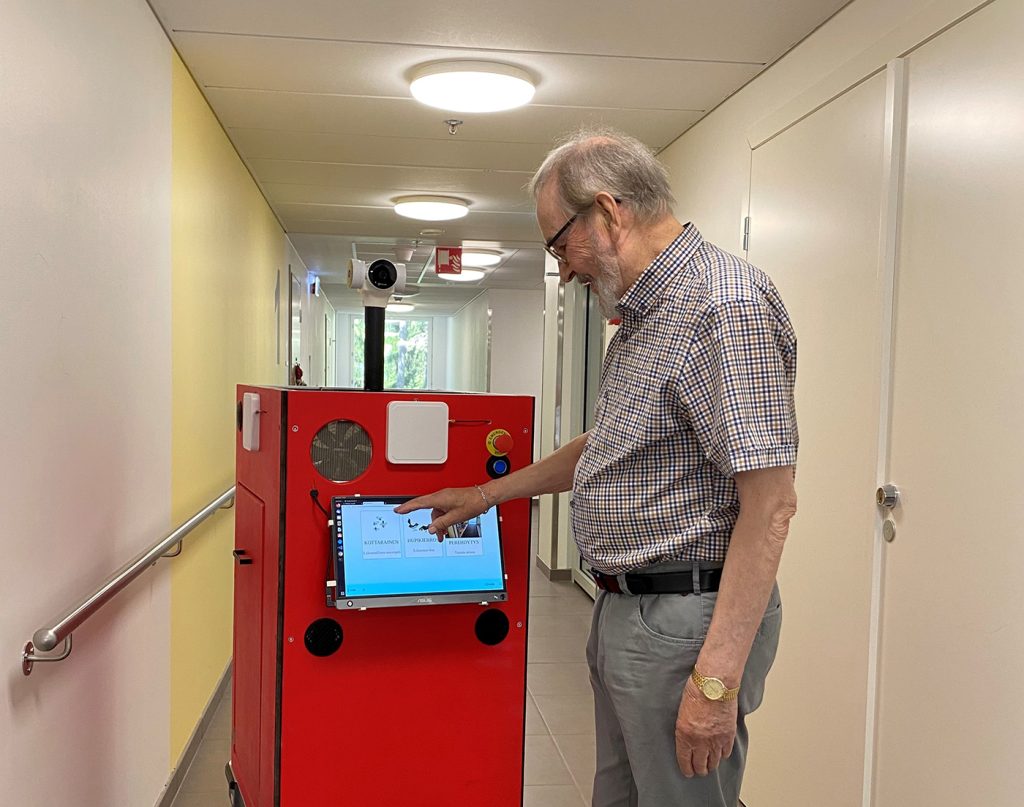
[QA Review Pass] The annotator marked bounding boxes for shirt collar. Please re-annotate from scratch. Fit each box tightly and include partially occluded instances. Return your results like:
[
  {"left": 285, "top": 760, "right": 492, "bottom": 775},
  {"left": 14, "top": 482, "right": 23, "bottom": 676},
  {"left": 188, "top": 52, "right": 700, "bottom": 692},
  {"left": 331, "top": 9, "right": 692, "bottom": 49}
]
[{"left": 616, "top": 223, "right": 703, "bottom": 321}]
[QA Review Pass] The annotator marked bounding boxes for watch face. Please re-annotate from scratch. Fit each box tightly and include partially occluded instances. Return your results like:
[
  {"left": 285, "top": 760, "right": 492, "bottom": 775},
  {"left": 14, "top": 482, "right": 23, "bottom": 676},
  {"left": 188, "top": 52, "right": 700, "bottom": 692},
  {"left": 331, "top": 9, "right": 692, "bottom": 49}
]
[{"left": 702, "top": 678, "right": 726, "bottom": 700}]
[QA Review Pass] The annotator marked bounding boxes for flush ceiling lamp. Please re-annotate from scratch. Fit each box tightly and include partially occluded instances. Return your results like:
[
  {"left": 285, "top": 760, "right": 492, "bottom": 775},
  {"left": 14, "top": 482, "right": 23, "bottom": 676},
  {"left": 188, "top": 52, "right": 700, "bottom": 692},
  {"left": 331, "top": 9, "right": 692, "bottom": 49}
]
[
  {"left": 461, "top": 249, "right": 502, "bottom": 268},
  {"left": 386, "top": 302, "right": 416, "bottom": 313},
  {"left": 410, "top": 61, "right": 535, "bottom": 113},
  {"left": 394, "top": 195, "right": 469, "bottom": 221},
  {"left": 443, "top": 268, "right": 486, "bottom": 283}
]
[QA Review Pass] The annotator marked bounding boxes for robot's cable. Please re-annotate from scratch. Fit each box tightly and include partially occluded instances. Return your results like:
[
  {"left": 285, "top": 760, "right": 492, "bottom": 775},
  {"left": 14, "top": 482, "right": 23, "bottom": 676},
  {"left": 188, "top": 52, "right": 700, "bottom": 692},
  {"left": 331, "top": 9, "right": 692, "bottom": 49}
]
[{"left": 309, "top": 488, "right": 331, "bottom": 519}]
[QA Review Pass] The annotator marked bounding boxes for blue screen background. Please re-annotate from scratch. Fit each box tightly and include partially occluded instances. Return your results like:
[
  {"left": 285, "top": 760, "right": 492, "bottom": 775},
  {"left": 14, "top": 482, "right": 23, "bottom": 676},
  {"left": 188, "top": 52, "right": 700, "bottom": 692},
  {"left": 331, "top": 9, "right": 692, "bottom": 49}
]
[{"left": 338, "top": 500, "right": 505, "bottom": 597}]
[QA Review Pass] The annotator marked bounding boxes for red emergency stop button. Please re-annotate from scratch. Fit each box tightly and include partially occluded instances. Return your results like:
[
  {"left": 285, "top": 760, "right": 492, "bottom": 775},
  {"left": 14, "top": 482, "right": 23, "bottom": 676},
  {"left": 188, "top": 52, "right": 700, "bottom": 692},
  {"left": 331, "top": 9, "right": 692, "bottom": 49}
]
[
  {"left": 493, "top": 432, "right": 514, "bottom": 455},
  {"left": 486, "top": 429, "right": 514, "bottom": 456}
]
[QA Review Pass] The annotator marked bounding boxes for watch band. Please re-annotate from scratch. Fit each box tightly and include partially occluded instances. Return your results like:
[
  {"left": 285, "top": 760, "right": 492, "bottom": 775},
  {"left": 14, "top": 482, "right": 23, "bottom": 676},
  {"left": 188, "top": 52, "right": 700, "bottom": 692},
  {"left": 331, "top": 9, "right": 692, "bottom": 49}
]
[{"left": 691, "top": 668, "right": 740, "bottom": 702}]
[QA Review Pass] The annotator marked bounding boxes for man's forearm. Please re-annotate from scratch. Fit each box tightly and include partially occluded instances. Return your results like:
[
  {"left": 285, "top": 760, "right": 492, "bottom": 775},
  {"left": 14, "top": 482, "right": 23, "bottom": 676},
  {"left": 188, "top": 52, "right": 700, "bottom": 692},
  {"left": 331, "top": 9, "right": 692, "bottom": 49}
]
[
  {"left": 696, "top": 466, "right": 797, "bottom": 688},
  {"left": 480, "top": 431, "right": 588, "bottom": 505}
]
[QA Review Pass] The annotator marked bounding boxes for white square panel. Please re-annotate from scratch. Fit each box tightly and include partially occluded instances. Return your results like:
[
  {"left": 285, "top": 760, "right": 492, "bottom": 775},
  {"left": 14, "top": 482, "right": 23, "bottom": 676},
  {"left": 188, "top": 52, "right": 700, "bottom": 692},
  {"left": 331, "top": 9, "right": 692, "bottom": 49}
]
[{"left": 386, "top": 401, "right": 449, "bottom": 464}]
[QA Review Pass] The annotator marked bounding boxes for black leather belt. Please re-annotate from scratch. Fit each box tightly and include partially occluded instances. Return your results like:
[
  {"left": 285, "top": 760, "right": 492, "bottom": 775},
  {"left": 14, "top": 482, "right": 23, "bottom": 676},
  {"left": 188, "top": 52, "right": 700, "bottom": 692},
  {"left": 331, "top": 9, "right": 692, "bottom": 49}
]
[{"left": 591, "top": 568, "right": 723, "bottom": 595}]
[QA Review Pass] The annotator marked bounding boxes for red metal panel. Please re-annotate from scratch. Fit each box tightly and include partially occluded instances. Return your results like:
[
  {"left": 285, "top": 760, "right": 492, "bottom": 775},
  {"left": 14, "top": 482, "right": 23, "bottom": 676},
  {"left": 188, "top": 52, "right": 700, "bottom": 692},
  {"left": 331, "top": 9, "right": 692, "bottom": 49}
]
[
  {"left": 231, "top": 485, "right": 264, "bottom": 806},
  {"left": 279, "top": 390, "right": 533, "bottom": 807},
  {"left": 233, "top": 386, "right": 285, "bottom": 807}
]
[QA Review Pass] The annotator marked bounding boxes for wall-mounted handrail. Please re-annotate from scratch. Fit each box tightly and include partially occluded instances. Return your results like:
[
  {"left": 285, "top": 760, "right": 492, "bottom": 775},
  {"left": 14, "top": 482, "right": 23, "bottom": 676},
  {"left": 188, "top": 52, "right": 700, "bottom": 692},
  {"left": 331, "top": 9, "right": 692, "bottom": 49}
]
[{"left": 22, "top": 486, "right": 237, "bottom": 675}]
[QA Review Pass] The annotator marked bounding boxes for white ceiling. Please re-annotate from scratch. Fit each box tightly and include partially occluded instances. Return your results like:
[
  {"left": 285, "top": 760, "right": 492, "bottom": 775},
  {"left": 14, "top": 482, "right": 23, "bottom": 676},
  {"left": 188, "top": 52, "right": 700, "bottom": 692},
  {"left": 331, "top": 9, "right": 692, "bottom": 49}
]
[{"left": 149, "top": 0, "right": 849, "bottom": 311}]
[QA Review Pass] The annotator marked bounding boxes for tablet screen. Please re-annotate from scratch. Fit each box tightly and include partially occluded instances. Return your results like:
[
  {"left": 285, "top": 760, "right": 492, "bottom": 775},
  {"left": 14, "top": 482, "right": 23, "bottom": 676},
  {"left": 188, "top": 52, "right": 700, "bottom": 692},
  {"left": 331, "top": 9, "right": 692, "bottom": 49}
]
[{"left": 331, "top": 496, "right": 507, "bottom": 609}]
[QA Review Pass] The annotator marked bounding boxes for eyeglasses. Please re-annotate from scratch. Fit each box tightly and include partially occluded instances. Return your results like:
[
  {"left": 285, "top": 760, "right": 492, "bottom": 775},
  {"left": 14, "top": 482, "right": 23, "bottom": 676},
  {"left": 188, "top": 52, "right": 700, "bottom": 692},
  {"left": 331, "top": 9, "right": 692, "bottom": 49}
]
[
  {"left": 542, "top": 198, "right": 622, "bottom": 265},
  {"left": 543, "top": 213, "right": 579, "bottom": 264}
]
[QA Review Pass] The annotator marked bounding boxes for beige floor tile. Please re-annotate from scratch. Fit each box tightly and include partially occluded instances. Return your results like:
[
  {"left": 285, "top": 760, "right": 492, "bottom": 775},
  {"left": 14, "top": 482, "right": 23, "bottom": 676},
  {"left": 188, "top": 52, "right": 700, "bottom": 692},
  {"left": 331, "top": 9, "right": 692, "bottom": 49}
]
[
  {"left": 178, "top": 740, "right": 231, "bottom": 795},
  {"left": 528, "top": 632, "right": 588, "bottom": 663},
  {"left": 528, "top": 593, "right": 593, "bottom": 614},
  {"left": 177, "top": 769, "right": 228, "bottom": 797},
  {"left": 526, "top": 693, "right": 548, "bottom": 735},
  {"left": 553, "top": 733, "right": 597, "bottom": 803},
  {"left": 528, "top": 611, "right": 593, "bottom": 638},
  {"left": 201, "top": 732, "right": 230, "bottom": 760},
  {"left": 171, "top": 791, "right": 228, "bottom": 807},
  {"left": 555, "top": 580, "right": 594, "bottom": 601},
  {"left": 523, "top": 784, "right": 588, "bottom": 807},
  {"left": 528, "top": 662, "right": 592, "bottom": 696},
  {"left": 524, "top": 734, "right": 575, "bottom": 786},
  {"left": 529, "top": 572, "right": 568, "bottom": 598},
  {"left": 204, "top": 700, "right": 232, "bottom": 741},
  {"left": 533, "top": 693, "right": 595, "bottom": 735}
]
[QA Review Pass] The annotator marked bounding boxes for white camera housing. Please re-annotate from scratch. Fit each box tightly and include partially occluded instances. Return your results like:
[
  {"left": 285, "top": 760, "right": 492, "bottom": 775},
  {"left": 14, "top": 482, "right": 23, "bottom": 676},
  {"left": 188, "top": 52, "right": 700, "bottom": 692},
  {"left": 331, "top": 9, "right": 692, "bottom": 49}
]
[{"left": 348, "top": 258, "right": 407, "bottom": 308}]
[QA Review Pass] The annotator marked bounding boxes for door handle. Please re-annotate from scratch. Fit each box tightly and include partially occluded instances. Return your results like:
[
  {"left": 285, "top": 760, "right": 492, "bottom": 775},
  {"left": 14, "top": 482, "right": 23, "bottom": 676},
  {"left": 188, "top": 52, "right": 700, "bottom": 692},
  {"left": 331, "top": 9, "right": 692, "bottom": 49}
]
[
  {"left": 876, "top": 484, "right": 900, "bottom": 509},
  {"left": 876, "top": 485, "right": 901, "bottom": 543}
]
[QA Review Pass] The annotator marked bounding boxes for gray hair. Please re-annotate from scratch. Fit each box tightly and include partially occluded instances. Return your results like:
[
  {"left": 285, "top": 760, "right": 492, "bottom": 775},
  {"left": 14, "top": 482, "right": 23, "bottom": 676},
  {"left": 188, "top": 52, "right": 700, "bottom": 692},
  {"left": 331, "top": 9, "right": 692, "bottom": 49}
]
[{"left": 528, "top": 128, "right": 675, "bottom": 223}]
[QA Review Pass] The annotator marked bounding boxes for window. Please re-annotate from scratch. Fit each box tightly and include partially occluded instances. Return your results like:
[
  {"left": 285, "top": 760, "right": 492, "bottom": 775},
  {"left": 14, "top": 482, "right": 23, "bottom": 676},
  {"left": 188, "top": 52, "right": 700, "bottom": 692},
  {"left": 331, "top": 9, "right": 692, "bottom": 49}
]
[{"left": 350, "top": 316, "right": 432, "bottom": 390}]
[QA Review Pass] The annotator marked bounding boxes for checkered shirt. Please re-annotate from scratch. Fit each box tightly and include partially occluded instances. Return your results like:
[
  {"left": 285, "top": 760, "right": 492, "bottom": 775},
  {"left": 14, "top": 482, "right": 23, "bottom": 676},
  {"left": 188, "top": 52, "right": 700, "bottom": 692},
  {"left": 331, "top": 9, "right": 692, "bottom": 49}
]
[{"left": 571, "top": 224, "right": 798, "bottom": 574}]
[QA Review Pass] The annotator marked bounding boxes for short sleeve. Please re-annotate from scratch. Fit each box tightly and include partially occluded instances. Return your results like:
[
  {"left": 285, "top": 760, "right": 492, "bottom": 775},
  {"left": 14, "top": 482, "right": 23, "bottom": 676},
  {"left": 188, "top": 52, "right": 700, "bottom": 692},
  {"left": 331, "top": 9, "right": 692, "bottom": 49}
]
[{"left": 678, "top": 298, "right": 798, "bottom": 477}]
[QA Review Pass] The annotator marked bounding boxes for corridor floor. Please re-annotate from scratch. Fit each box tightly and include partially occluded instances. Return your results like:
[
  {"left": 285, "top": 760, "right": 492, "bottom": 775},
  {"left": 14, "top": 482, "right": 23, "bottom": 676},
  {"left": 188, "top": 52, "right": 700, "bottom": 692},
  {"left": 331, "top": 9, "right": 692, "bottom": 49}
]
[{"left": 169, "top": 566, "right": 598, "bottom": 807}]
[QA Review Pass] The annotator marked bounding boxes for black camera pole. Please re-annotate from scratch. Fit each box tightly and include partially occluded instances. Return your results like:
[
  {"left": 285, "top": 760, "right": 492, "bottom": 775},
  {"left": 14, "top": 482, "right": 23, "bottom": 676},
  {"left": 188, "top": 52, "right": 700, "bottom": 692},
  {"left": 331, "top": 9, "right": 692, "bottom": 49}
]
[{"left": 364, "top": 305, "right": 385, "bottom": 391}]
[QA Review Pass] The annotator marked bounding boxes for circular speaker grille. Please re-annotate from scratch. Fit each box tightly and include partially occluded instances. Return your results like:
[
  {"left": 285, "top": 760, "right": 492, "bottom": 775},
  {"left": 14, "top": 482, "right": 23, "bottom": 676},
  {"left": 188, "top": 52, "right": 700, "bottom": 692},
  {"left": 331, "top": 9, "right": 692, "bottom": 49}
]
[
  {"left": 304, "top": 618, "right": 343, "bottom": 657},
  {"left": 311, "top": 420, "right": 372, "bottom": 482},
  {"left": 475, "top": 609, "right": 511, "bottom": 646}
]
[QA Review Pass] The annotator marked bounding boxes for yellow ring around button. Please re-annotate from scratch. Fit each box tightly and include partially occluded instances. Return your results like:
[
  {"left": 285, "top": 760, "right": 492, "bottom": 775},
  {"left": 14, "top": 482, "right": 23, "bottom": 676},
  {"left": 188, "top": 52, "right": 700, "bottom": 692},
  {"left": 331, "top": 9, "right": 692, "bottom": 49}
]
[{"left": 486, "top": 428, "right": 511, "bottom": 457}]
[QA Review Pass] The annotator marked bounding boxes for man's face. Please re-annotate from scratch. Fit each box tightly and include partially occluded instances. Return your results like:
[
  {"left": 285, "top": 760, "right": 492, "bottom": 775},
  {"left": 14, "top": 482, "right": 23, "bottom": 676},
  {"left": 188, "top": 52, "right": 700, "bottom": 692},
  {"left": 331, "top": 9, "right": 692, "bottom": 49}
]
[{"left": 536, "top": 183, "right": 623, "bottom": 318}]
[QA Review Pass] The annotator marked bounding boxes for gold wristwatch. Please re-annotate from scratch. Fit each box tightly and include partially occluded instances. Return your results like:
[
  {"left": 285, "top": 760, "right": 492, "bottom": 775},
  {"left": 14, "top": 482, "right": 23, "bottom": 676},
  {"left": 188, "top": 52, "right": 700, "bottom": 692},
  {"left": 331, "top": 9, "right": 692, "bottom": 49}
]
[{"left": 691, "top": 669, "right": 740, "bottom": 702}]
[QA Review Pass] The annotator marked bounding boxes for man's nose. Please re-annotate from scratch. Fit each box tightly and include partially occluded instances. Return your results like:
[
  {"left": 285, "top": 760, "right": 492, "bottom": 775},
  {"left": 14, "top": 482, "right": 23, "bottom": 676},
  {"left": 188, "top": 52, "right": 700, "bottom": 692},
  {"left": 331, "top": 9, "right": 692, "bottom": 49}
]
[{"left": 558, "top": 262, "right": 575, "bottom": 284}]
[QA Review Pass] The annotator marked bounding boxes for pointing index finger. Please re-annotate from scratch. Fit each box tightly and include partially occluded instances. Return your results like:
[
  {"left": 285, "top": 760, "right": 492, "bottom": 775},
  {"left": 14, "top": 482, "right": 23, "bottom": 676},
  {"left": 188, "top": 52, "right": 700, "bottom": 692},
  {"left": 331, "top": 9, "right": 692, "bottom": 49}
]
[{"left": 394, "top": 495, "right": 434, "bottom": 514}]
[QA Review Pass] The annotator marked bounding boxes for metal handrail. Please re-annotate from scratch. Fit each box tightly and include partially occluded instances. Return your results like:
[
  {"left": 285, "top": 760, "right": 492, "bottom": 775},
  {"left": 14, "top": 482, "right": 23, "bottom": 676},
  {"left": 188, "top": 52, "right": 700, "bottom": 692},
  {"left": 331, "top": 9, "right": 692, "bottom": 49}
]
[{"left": 22, "top": 486, "right": 237, "bottom": 675}]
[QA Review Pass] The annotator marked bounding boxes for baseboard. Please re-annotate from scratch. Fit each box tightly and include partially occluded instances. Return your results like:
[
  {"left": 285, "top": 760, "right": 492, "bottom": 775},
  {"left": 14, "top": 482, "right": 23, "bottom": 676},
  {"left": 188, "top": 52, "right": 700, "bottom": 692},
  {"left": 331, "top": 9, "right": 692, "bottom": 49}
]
[
  {"left": 153, "top": 660, "right": 233, "bottom": 807},
  {"left": 535, "top": 556, "right": 572, "bottom": 582}
]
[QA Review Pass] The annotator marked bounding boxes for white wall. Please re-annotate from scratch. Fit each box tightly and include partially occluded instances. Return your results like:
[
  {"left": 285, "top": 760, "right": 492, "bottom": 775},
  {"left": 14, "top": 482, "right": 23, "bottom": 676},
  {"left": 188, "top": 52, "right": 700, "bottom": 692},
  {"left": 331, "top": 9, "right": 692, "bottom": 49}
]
[
  {"left": 0, "top": 1, "right": 173, "bottom": 805},
  {"left": 323, "top": 297, "right": 336, "bottom": 386},
  {"left": 536, "top": 260, "right": 589, "bottom": 573},
  {"left": 302, "top": 279, "right": 334, "bottom": 388},
  {"left": 487, "top": 289, "right": 545, "bottom": 457},
  {"left": 304, "top": 287, "right": 333, "bottom": 388},
  {"left": 288, "top": 240, "right": 319, "bottom": 385},
  {"left": 430, "top": 315, "right": 448, "bottom": 389},
  {"left": 445, "top": 292, "right": 491, "bottom": 392},
  {"left": 659, "top": 0, "right": 986, "bottom": 252}
]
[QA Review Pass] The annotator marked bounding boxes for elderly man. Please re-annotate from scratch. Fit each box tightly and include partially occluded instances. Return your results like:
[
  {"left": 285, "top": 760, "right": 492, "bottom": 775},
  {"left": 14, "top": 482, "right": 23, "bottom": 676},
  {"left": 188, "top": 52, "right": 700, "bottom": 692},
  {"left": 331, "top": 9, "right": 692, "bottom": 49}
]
[{"left": 397, "top": 130, "right": 798, "bottom": 807}]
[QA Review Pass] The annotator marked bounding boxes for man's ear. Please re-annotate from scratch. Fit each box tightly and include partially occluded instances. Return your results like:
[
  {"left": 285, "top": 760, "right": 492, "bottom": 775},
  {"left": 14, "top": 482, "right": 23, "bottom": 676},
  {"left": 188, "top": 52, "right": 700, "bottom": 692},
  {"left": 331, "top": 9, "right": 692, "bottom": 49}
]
[{"left": 593, "top": 191, "right": 624, "bottom": 242}]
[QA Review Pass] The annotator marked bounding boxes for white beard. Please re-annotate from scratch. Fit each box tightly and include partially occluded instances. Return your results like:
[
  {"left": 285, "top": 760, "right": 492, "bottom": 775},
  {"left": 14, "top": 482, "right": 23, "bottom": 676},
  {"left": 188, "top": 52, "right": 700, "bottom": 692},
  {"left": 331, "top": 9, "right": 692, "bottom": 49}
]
[{"left": 593, "top": 250, "right": 624, "bottom": 319}]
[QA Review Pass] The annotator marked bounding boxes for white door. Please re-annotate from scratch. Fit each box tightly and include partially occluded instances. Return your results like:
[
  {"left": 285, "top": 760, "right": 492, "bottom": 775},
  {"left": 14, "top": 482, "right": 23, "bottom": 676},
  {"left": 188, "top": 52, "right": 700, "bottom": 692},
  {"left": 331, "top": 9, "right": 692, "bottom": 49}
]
[
  {"left": 874, "top": 2, "right": 1024, "bottom": 804},
  {"left": 323, "top": 298, "right": 336, "bottom": 386},
  {"left": 745, "top": 72, "right": 889, "bottom": 806}
]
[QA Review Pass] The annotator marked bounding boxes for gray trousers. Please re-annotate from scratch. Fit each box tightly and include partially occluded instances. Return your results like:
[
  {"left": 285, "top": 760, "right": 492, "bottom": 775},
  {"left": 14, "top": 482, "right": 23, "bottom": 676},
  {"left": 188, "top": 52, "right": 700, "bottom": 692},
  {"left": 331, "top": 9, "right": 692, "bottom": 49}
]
[{"left": 586, "top": 563, "right": 782, "bottom": 807}]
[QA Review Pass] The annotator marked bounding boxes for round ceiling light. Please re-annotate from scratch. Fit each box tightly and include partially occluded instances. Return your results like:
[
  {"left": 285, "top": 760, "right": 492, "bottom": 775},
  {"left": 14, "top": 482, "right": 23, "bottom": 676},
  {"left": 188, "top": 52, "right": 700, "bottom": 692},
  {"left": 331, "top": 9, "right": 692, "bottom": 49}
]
[
  {"left": 443, "top": 268, "right": 486, "bottom": 283},
  {"left": 410, "top": 61, "right": 535, "bottom": 113},
  {"left": 394, "top": 195, "right": 469, "bottom": 221},
  {"left": 461, "top": 249, "right": 502, "bottom": 268},
  {"left": 386, "top": 302, "right": 416, "bottom": 313}
]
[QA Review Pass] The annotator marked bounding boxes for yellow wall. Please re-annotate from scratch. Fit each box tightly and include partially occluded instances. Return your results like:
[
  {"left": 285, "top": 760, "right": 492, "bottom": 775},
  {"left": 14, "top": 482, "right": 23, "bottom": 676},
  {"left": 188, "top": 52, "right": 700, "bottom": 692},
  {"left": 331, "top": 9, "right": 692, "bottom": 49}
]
[{"left": 170, "top": 53, "right": 285, "bottom": 760}]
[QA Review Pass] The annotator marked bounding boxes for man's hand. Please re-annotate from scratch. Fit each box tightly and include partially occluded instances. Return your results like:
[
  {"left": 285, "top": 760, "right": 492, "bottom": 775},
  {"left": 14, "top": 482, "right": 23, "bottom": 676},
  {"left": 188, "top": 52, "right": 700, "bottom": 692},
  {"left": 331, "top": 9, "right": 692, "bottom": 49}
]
[
  {"left": 394, "top": 487, "right": 488, "bottom": 538},
  {"left": 674, "top": 678, "right": 737, "bottom": 778}
]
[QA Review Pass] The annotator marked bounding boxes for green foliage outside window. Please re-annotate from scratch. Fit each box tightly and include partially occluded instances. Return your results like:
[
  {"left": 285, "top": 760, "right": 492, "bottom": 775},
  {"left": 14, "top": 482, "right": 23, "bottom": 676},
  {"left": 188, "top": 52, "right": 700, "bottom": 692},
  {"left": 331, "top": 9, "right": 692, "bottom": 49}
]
[{"left": 351, "top": 317, "right": 430, "bottom": 389}]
